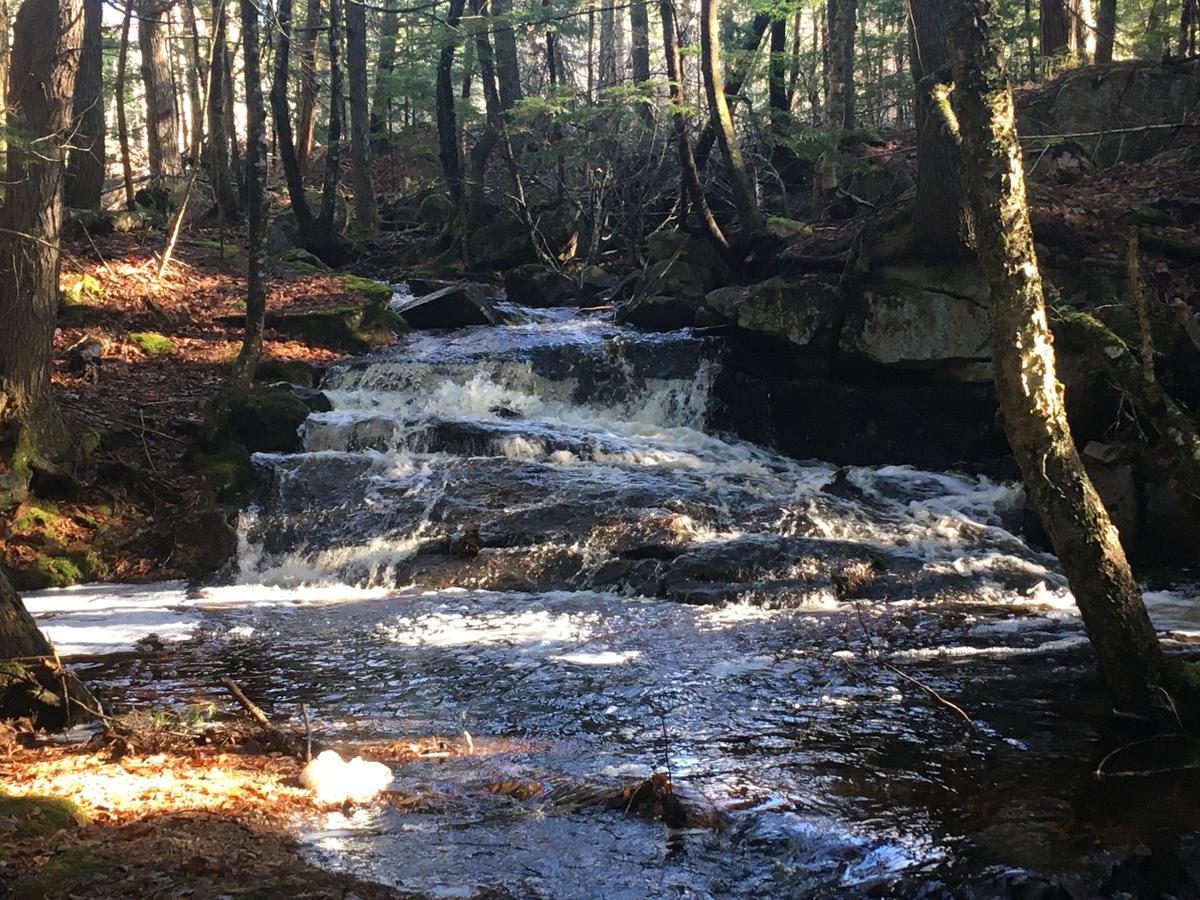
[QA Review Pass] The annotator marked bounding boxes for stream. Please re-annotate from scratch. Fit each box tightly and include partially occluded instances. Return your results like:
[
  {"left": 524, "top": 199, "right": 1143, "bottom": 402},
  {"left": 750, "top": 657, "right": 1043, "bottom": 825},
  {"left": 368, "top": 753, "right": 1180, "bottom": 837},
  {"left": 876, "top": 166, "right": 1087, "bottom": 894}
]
[{"left": 25, "top": 299, "right": 1200, "bottom": 897}]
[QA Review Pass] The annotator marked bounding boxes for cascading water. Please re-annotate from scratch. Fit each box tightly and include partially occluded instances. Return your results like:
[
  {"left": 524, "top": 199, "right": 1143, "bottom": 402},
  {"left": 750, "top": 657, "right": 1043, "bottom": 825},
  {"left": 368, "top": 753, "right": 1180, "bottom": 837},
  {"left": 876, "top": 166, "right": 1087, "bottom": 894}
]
[{"left": 25, "top": 299, "right": 1200, "bottom": 897}]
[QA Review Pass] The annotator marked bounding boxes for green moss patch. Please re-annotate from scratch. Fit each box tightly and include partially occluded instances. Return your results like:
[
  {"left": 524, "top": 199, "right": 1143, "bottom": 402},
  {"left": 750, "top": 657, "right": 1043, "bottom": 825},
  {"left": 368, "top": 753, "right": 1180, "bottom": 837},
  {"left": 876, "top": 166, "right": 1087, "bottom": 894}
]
[
  {"left": 0, "top": 794, "right": 89, "bottom": 839},
  {"left": 12, "top": 499, "right": 64, "bottom": 534},
  {"left": 128, "top": 331, "right": 175, "bottom": 355},
  {"left": 59, "top": 274, "right": 105, "bottom": 309},
  {"left": 191, "top": 237, "right": 239, "bottom": 258},
  {"left": 336, "top": 273, "right": 395, "bottom": 302}
]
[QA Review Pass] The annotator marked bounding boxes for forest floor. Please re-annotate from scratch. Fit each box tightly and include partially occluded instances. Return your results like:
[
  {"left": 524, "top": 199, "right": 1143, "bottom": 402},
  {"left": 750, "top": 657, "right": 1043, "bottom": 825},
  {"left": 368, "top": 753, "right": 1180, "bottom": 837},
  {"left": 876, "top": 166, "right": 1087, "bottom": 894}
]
[{"left": 0, "top": 716, "right": 487, "bottom": 898}]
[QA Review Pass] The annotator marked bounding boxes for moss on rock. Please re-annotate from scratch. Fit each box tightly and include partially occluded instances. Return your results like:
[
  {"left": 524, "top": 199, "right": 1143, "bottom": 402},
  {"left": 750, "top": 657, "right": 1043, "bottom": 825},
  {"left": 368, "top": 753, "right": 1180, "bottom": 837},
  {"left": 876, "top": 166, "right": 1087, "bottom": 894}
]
[
  {"left": 128, "top": 331, "right": 175, "bottom": 356},
  {"left": 0, "top": 794, "right": 90, "bottom": 840}
]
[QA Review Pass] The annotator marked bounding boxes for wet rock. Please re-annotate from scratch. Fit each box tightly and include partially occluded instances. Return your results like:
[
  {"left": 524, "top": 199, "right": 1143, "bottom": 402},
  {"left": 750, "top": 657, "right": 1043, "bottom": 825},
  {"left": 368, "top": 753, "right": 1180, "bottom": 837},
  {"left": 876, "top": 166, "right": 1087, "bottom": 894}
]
[
  {"left": 704, "top": 277, "right": 840, "bottom": 353},
  {"left": 254, "top": 358, "right": 320, "bottom": 388},
  {"left": 219, "top": 303, "right": 404, "bottom": 354},
  {"left": 174, "top": 505, "right": 239, "bottom": 579},
  {"left": 617, "top": 233, "right": 730, "bottom": 331},
  {"left": 504, "top": 264, "right": 575, "bottom": 307},
  {"left": 394, "top": 284, "right": 511, "bottom": 329},
  {"left": 231, "top": 384, "right": 315, "bottom": 453}
]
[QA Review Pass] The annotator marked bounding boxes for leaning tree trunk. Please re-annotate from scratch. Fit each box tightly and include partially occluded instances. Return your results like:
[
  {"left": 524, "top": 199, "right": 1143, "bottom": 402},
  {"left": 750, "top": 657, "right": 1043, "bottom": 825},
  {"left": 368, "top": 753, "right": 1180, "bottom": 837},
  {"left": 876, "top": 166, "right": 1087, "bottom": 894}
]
[
  {"left": 1094, "top": 0, "right": 1116, "bottom": 62},
  {"left": 693, "top": 13, "right": 770, "bottom": 173},
  {"left": 139, "top": 0, "right": 182, "bottom": 178},
  {"left": 661, "top": 0, "right": 727, "bottom": 249},
  {"left": 64, "top": 0, "right": 105, "bottom": 209},
  {"left": 296, "top": 0, "right": 322, "bottom": 172},
  {"left": 908, "top": 0, "right": 972, "bottom": 258},
  {"left": 0, "top": 0, "right": 84, "bottom": 473},
  {"left": 345, "top": 0, "right": 379, "bottom": 235},
  {"left": 491, "top": 0, "right": 522, "bottom": 110},
  {"left": 371, "top": 0, "right": 401, "bottom": 132},
  {"left": 947, "top": 0, "right": 1167, "bottom": 719},
  {"left": 700, "top": 0, "right": 764, "bottom": 236}
]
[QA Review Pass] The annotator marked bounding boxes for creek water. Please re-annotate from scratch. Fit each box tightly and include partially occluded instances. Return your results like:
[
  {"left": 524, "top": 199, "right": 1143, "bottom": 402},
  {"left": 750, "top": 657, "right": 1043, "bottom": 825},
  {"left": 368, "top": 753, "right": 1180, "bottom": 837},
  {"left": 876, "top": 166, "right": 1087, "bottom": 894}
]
[{"left": 25, "top": 300, "right": 1200, "bottom": 897}]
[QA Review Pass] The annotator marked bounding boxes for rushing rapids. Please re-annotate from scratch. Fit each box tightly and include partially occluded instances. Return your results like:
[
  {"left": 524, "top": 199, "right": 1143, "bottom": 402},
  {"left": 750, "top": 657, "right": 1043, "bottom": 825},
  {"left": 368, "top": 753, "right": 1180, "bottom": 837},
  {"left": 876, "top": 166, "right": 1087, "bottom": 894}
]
[{"left": 26, "top": 298, "right": 1200, "bottom": 897}]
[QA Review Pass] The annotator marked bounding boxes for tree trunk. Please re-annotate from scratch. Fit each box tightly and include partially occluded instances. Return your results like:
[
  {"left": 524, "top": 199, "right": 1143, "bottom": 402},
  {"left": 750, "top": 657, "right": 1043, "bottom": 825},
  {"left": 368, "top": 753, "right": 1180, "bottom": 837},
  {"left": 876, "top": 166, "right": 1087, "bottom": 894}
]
[
  {"left": 271, "top": 0, "right": 314, "bottom": 234},
  {"left": 826, "top": 0, "right": 856, "bottom": 129},
  {"left": 660, "top": 0, "right": 726, "bottom": 249},
  {"left": 297, "top": 0, "right": 322, "bottom": 172},
  {"left": 0, "top": 0, "right": 8, "bottom": 165},
  {"left": 315, "top": 0, "right": 346, "bottom": 244},
  {"left": 1040, "top": 0, "right": 1081, "bottom": 65},
  {"left": 371, "top": 0, "right": 401, "bottom": 132},
  {"left": 345, "top": 0, "right": 379, "bottom": 235},
  {"left": 1182, "top": 0, "right": 1198, "bottom": 57},
  {"left": 116, "top": 0, "right": 136, "bottom": 209},
  {"left": 182, "top": 0, "right": 207, "bottom": 163},
  {"left": 436, "top": 0, "right": 468, "bottom": 207},
  {"left": 64, "top": 0, "right": 105, "bottom": 210},
  {"left": 948, "top": 0, "right": 1167, "bottom": 719},
  {"left": 701, "top": 0, "right": 763, "bottom": 235},
  {"left": 222, "top": 32, "right": 244, "bottom": 195},
  {"left": 630, "top": 0, "right": 651, "bottom": 84},
  {"left": 1, "top": 573, "right": 52, "bottom": 661},
  {"left": 769, "top": 17, "right": 788, "bottom": 130},
  {"left": 909, "top": 0, "right": 972, "bottom": 258},
  {"left": 492, "top": 0, "right": 522, "bottom": 109},
  {"left": 207, "top": 0, "right": 239, "bottom": 219},
  {"left": 693, "top": 13, "right": 770, "bottom": 173},
  {"left": 598, "top": 0, "right": 617, "bottom": 90},
  {"left": 139, "top": 0, "right": 182, "bottom": 178},
  {"left": 0, "top": 0, "right": 83, "bottom": 465},
  {"left": 230, "top": 0, "right": 269, "bottom": 395},
  {"left": 1094, "top": 0, "right": 1116, "bottom": 62}
]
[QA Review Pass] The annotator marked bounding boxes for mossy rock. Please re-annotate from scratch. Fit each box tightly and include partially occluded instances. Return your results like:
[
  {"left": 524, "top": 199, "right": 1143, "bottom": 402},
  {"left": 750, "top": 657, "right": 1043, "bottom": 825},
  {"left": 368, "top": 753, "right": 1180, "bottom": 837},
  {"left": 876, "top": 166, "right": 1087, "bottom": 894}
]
[
  {"left": 128, "top": 331, "right": 174, "bottom": 356},
  {"left": 336, "top": 274, "right": 394, "bottom": 303},
  {"left": 174, "top": 506, "right": 239, "bottom": 578},
  {"left": 11, "top": 499, "right": 65, "bottom": 534},
  {"left": 278, "top": 248, "right": 330, "bottom": 274},
  {"left": 0, "top": 794, "right": 90, "bottom": 839},
  {"left": 418, "top": 193, "right": 455, "bottom": 227},
  {"left": 231, "top": 384, "right": 312, "bottom": 453},
  {"left": 766, "top": 217, "right": 813, "bottom": 239},
  {"left": 59, "top": 273, "right": 105, "bottom": 309},
  {"left": 8, "top": 548, "right": 110, "bottom": 591},
  {"left": 254, "top": 358, "right": 319, "bottom": 388},
  {"left": 189, "top": 438, "right": 252, "bottom": 497}
]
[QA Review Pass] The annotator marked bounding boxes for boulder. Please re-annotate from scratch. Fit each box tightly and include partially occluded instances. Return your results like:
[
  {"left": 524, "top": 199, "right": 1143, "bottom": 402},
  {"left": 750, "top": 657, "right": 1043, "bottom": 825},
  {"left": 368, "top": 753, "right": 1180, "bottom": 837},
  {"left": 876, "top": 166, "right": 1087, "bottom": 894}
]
[
  {"left": 418, "top": 193, "right": 455, "bottom": 228},
  {"left": 504, "top": 264, "right": 576, "bottom": 307},
  {"left": 839, "top": 265, "right": 991, "bottom": 369},
  {"left": 394, "top": 283, "right": 511, "bottom": 329},
  {"left": 704, "top": 277, "right": 840, "bottom": 353},
  {"left": 1017, "top": 60, "right": 1200, "bottom": 167},
  {"left": 467, "top": 220, "right": 537, "bottom": 269},
  {"left": 231, "top": 383, "right": 319, "bottom": 453},
  {"left": 254, "top": 358, "right": 321, "bottom": 388}
]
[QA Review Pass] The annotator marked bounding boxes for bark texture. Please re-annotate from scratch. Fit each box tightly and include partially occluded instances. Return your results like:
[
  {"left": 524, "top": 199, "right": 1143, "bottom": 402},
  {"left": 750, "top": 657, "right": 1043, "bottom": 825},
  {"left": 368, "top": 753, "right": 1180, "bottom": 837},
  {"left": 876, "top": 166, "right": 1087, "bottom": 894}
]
[
  {"left": 598, "top": 1, "right": 617, "bottom": 88},
  {"left": 700, "top": 0, "right": 763, "bottom": 235},
  {"left": 139, "top": 0, "right": 182, "bottom": 177},
  {"left": 947, "top": 0, "right": 1166, "bottom": 718},
  {"left": 64, "top": 0, "right": 104, "bottom": 209},
  {"left": 316, "top": 0, "right": 346, "bottom": 241},
  {"left": 207, "top": 0, "right": 238, "bottom": 219},
  {"left": 0, "top": 0, "right": 84, "bottom": 456},
  {"left": 116, "top": 0, "right": 136, "bottom": 208},
  {"left": 345, "top": 0, "right": 379, "bottom": 234},
  {"left": 826, "top": 0, "right": 856, "bottom": 129},
  {"left": 436, "top": 0, "right": 468, "bottom": 206},
  {"left": 1040, "top": 0, "right": 1082, "bottom": 62},
  {"left": 1094, "top": 0, "right": 1116, "bottom": 63}
]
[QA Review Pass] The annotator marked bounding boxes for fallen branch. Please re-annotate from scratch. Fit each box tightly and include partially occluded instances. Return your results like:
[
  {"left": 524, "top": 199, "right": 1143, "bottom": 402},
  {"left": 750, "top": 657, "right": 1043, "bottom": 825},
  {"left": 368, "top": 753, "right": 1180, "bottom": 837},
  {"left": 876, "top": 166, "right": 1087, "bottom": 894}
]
[{"left": 220, "top": 676, "right": 298, "bottom": 756}]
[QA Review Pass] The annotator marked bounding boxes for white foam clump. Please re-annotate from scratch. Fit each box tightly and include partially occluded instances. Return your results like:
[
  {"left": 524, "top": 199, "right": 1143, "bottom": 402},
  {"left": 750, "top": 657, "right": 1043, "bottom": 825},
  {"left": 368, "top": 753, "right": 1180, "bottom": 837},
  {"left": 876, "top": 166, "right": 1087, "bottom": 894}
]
[{"left": 299, "top": 750, "right": 393, "bottom": 805}]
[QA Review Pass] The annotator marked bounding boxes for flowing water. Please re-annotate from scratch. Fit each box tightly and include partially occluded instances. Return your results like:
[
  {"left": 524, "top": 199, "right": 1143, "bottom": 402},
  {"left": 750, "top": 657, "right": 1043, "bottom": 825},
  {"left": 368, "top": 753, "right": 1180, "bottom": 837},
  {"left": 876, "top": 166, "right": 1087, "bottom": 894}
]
[{"left": 26, "top": 300, "right": 1200, "bottom": 897}]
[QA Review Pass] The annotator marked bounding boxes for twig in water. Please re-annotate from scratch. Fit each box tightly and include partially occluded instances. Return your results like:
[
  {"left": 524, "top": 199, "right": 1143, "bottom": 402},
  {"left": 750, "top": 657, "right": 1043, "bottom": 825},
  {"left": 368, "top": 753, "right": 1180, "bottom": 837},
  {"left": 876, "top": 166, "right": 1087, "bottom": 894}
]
[{"left": 301, "top": 702, "right": 312, "bottom": 763}]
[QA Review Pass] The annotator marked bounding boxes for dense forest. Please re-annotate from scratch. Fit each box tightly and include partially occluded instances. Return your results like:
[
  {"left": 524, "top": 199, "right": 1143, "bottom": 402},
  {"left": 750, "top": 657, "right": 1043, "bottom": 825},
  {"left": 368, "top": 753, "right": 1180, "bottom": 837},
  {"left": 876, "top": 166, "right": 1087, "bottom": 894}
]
[{"left": 2, "top": 0, "right": 1200, "bottom": 895}]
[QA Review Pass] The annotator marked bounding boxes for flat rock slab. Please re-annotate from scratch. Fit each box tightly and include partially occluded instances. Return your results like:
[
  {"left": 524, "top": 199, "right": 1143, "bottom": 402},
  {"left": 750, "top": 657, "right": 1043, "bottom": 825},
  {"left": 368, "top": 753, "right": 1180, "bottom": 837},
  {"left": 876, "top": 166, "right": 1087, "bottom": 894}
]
[{"left": 394, "top": 284, "right": 511, "bottom": 329}]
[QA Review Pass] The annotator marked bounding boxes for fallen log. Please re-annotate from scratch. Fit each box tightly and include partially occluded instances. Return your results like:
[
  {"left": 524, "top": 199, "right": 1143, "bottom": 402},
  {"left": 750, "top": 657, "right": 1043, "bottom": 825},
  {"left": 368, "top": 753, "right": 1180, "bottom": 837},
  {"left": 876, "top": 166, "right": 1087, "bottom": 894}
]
[{"left": 220, "top": 676, "right": 299, "bottom": 757}]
